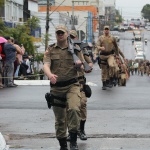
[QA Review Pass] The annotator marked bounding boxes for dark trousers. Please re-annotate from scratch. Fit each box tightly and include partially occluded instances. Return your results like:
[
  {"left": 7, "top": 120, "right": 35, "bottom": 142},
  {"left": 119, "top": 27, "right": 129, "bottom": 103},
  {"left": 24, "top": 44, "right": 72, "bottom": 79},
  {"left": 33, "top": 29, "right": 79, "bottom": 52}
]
[{"left": 4, "top": 62, "right": 14, "bottom": 86}]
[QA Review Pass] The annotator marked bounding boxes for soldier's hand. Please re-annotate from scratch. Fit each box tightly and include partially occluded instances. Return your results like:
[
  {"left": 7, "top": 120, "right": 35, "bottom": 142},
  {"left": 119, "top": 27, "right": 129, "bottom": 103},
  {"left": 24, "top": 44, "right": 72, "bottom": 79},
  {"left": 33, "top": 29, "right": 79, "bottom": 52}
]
[
  {"left": 49, "top": 74, "right": 58, "bottom": 84},
  {"left": 89, "top": 63, "right": 93, "bottom": 68},
  {"left": 101, "top": 47, "right": 105, "bottom": 51}
]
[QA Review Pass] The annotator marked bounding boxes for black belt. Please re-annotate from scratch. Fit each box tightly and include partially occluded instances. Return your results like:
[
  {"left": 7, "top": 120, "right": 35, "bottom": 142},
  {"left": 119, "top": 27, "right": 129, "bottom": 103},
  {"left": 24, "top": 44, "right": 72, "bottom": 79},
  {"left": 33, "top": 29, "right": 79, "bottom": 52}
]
[
  {"left": 50, "top": 78, "right": 78, "bottom": 87},
  {"left": 100, "top": 50, "right": 114, "bottom": 56}
]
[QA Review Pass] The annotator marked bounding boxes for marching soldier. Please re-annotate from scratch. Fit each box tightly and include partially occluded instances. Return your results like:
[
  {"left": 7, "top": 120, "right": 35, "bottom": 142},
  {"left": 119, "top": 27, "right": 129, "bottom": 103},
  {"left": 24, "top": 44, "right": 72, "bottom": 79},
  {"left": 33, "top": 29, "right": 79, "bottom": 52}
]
[
  {"left": 94, "top": 25, "right": 119, "bottom": 90},
  {"left": 43, "top": 25, "right": 84, "bottom": 150},
  {"left": 67, "top": 30, "right": 93, "bottom": 141}
]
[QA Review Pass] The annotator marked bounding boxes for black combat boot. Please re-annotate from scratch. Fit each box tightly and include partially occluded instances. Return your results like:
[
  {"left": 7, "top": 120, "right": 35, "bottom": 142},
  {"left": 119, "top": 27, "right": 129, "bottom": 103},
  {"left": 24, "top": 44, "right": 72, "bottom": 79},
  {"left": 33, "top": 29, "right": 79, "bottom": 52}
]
[
  {"left": 102, "top": 81, "right": 107, "bottom": 90},
  {"left": 109, "top": 78, "right": 114, "bottom": 88},
  {"left": 70, "top": 132, "right": 79, "bottom": 150},
  {"left": 113, "top": 77, "right": 117, "bottom": 86},
  {"left": 79, "top": 120, "right": 87, "bottom": 140},
  {"left": 58, "top": 138, "right": 68, "bottom": 150}
]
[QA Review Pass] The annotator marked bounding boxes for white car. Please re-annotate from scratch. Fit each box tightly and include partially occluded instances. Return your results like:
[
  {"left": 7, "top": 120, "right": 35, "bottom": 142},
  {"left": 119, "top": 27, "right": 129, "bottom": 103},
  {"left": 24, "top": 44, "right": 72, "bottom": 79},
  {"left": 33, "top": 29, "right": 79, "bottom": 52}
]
[
  {"left": 135, "top": 54, "right": 145, "bottom": 60},
  {"left": 136, "top": 51, "right": 145, "bottom": 56}
]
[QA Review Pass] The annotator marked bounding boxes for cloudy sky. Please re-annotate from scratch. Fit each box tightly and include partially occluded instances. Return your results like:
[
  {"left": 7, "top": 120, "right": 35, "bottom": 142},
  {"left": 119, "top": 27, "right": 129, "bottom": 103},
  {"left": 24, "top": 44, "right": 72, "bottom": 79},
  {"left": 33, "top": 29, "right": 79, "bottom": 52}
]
[{"left": 115, "top": 0, "right": 150, "bottom": 20}]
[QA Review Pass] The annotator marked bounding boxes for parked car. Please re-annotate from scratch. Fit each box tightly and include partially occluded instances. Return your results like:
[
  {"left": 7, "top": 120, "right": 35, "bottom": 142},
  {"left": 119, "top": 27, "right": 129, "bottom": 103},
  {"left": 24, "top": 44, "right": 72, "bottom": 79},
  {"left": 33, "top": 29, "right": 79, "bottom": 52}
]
[
  {"left": 135, "top": 54, "right": 145, "bottom": 61},
  {"left": 118, "top": 26, "right": 126, "bottom": 32},
  {"left": 113, "top": 25, "right": 119, "bottom": 31},
  {"left": 133, "top": 30, "right": 141, "bottom": 36},
  {"left": 134, "top": 35, "right": 141, "bottom": 41}
]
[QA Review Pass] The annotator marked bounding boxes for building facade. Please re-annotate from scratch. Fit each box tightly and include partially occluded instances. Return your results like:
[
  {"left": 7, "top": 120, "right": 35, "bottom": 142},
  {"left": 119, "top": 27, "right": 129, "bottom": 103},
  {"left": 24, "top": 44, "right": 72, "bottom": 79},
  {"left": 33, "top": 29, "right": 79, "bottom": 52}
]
[
  {"left": 0, "top": 0, "right": 38, "bottom": 27},
  {"left": 32, "top": 11, "right": 71, "bottom": 52}
]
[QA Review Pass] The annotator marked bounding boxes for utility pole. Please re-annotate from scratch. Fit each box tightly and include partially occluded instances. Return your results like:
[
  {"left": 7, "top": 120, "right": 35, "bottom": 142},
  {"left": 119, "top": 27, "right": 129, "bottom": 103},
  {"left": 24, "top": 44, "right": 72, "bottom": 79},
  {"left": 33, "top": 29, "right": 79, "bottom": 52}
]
[
  {"left": 45, "top": 0, "right": 50, "bottom": 51},
  {"left": 72, "top": 0, "right": 75, "bottom": 29},
  {"left": 71, "top": 1, "right": 89, "bottom": 30}
]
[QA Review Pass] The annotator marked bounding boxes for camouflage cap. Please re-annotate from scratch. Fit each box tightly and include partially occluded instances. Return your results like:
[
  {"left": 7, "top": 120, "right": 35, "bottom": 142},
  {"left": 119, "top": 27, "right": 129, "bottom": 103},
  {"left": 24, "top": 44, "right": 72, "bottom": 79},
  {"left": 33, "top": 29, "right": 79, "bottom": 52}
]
[
  {"left": 70, "top": 30, "right": 78, "bottom": 38},
  {"left": 55, "top": 25, "right": 68, "bottom": 33},
  {"left": 104, "top": 25, "right": 110, "bottom": 30}
]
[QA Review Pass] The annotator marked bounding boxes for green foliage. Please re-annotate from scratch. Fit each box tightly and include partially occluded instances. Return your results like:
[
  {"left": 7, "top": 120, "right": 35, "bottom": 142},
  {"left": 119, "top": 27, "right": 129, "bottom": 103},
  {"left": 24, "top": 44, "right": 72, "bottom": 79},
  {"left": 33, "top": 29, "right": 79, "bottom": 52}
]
[
  {"left": 0, "top": 0, "right": 4, "bottom": 7},
  {"left": 115, "top": 9, "right": 123, "bottom": 24},
  {"left": 34, "top": 53, "right": 44, "bottom": 62},
  {"left": 0, "top": 17, "right": 41, "bottom": 55},
  {"left": 141, "top": 4, "right": 150, "bottom": 21},
  {"left": 0, "top": 18, "right": 5, "bottom": 34},
  {"left": 25, "top": 16, "right": 40, "bottom": 34}
]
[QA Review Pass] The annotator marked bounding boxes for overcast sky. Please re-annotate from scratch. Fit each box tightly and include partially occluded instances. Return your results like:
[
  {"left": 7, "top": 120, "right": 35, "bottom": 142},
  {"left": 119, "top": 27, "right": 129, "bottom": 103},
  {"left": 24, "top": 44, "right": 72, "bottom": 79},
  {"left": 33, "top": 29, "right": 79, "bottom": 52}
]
[{"left": 115, "top": 0, "right": 150, "bottom": 20}]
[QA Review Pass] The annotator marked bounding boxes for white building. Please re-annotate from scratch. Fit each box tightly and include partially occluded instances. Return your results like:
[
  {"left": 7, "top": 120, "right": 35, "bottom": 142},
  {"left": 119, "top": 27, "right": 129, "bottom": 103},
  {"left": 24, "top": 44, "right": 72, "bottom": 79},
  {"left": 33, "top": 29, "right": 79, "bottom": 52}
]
[
  {"left": 32, "top": 11, "right": 72, "bottom": 53},
  {"left": 0, "top": 0, "right": 38, "bottom": 26},
  {"left": 55, "top": 0, "right": 99, "bottom": 6}
]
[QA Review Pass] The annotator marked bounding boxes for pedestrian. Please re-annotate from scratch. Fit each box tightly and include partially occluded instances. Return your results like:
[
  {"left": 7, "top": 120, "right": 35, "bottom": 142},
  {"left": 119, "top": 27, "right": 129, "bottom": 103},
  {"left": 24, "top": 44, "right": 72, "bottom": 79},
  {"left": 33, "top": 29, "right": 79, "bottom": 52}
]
[
  {"left": 66, "top": 30, "right": 93, "bottom": 141},
  {"left": 14, "top": 43, "right": 25, "bottom": 77},
  {"left": 0, "top": 43, "right": 5, "bottom": 88},
  {"left": 3, "top": 37, "right": 18, "bottom": 87},
  {"left": 94, "top": 25, "right": 119, "bottom": 90},
  {"left": 43, "top": 25, "right": 84, "bottom": 150},
  {"left": 140, "top": 63, "right": 144, "bottom": 76}
]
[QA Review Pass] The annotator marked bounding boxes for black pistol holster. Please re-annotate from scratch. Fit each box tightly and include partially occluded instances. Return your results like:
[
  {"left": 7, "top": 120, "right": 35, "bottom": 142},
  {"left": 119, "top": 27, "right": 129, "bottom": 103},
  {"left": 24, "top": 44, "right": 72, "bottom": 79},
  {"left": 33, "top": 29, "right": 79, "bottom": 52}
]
[
  {"left": 79, "top": 76, "right": 92, "bottom": 98},
  {"left": 83, "top": 84, "right": 92, "bottom": 98},
  {"left": 45, "top": 93, "right": 66, "bottom": 109}
]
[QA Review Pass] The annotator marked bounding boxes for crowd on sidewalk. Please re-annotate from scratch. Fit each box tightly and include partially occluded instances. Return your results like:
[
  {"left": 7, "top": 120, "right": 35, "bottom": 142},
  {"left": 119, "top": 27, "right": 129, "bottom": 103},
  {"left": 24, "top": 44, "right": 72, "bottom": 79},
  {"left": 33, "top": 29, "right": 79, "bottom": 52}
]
[
  {"left": 0, "top": 36, "right": 33, "bottom": 89},
  {"left": 128, "top": 59, "right": 150, "bottom": 76}
]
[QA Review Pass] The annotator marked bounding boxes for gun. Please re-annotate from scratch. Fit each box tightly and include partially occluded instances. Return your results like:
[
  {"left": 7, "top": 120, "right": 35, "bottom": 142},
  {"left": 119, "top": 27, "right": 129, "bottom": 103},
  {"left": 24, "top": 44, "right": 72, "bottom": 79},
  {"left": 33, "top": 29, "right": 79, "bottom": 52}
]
[
  {"left": 73, "top": 40, "right": 92, "bottom": 73},
  {"left": 68, "top": 36, "right": 82, "bottom": 70}
]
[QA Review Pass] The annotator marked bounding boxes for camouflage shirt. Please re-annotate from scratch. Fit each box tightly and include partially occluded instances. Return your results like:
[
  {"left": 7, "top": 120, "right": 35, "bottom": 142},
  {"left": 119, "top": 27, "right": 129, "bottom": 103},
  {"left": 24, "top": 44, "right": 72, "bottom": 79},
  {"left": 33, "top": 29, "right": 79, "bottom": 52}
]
[{"left": 43, "top": 43, "right": 84, "bottom": 82}]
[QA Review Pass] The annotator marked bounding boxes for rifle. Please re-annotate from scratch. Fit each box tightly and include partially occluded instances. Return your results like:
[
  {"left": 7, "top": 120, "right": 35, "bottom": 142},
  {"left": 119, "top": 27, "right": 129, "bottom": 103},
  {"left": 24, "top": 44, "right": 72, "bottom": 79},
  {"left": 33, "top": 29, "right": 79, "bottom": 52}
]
[
  {"left": 68, "top": 36, "right": 82, "bottom": 70},
  {"left": 113, "top": 38, "right": 119, "bottom": 56},
  {"left": 68, "top": 36, "right": 92, "bottom": 72}
]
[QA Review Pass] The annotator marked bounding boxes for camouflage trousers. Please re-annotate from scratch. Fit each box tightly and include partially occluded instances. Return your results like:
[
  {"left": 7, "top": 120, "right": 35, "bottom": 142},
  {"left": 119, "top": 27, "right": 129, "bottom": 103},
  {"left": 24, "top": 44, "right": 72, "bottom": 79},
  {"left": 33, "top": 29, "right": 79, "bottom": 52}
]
[
  {"left": 100, "top": 55, "right": 115, "bottom": 81},
  {"left": 51, "top": 83, "right": 81, "bottom": 139}
]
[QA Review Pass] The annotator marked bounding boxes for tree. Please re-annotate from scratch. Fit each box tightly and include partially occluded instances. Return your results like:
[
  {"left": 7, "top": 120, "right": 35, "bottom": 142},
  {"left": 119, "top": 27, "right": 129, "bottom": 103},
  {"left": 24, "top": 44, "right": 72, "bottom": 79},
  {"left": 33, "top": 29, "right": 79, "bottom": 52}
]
[
  {"left": 115, "top": 9, "right": 123, "bottom": 24},
  {"left": 0, "top": 0, "right": 4, "bottom": 7},
  {"left": 0, "top": 17, "right": 40, "bottom": 55},
  {"left": 26, "top": 16, "right": 40, "bottom": 35},
  {"left": 0, "top": 18, "right": 5, "bottom": 33},
  {"left": 141, "top": 4, "right": 150, "bottom": 21}
]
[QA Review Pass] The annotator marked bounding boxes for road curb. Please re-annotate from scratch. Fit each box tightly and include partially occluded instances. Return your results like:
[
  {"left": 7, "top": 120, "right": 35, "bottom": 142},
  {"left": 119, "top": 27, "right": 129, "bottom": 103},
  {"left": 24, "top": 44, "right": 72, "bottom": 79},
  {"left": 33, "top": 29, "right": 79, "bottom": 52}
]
[
  {"left": 0, "top": 132, "right": 9, "bottom": 150},
  {"left": 14, "top": 80, "right": 50, "bottom": 86}
]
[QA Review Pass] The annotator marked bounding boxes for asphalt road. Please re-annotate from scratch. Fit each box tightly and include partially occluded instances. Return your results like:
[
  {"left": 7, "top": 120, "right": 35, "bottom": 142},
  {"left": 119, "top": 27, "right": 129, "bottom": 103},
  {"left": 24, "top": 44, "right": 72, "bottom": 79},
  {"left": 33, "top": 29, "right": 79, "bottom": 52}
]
[{"left": 1, "top": 30, "right": 150, "bottom": 150}]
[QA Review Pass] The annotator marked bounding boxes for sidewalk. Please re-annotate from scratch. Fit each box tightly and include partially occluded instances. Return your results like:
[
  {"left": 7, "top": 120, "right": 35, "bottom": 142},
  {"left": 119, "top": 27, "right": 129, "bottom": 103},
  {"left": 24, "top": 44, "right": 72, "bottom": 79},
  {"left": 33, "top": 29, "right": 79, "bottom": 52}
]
[
  {"left": 0, "top": 132, "right": 9, "bottom": 150},
  {"left": 14, "top": 80, "right": 50, "bottom": 86}
]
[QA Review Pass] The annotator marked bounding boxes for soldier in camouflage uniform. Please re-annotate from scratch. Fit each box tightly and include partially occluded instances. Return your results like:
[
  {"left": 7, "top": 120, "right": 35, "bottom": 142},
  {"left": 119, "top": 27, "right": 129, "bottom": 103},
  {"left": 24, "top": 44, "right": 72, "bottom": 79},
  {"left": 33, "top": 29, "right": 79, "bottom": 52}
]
[
  {"left": 66, "top": 30, "right": 93, "bottom": 141},
  {"left": 94, "top": 25, "right": 119, "bottom": 90},
  {"left": 43, "top": 25, "right": 84, "bottom": 150}
]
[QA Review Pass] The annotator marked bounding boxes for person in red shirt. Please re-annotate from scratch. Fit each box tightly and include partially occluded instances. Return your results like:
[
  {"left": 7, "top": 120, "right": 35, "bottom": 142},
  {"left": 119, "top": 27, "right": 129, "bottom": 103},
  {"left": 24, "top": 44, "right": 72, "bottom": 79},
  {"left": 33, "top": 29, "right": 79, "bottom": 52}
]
[{"left": 0, "top": 43, "right": 5, "bottom": 88}]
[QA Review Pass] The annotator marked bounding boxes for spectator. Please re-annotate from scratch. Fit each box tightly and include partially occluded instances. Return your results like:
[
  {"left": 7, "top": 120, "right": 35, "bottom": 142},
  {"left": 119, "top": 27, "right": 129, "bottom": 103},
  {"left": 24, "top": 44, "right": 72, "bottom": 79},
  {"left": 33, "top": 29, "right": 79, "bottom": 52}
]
[
  {"left": 0, "top": 43, "right": 5, "bottom": 88},
  {"left": 3, "top": 37, "right": 17, "bottom": 87},
  {"left": 14, "top": 43, "right": 25, "bottom": 77}
]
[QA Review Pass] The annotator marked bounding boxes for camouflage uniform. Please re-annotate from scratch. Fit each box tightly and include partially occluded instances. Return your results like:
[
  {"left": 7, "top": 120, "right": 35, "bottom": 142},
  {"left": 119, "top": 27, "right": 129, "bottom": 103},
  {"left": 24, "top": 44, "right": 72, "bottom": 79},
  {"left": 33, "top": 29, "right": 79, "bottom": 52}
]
[
  {"left": 120, "top": 63, "right": 127, "bottom": 86},
  {"left": 43, "top": 25, "right": 84, "bottom": 150},
  {"left": 95, "top": 25, "right": 119, "bottom": 89},
  {"left": 69, "top": 30, "right": 93, "bottom": 140}
]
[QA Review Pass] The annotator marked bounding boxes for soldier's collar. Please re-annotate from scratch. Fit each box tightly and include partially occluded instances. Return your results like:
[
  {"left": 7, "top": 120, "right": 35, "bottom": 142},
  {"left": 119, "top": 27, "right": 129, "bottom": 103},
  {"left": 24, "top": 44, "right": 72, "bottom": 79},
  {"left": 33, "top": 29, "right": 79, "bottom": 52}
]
[
  {"left": 104, "top": 34, "right": 111, "bottom": 38},
  {"left": 55, "top": 43, "right": 68, "bottom": 49}
]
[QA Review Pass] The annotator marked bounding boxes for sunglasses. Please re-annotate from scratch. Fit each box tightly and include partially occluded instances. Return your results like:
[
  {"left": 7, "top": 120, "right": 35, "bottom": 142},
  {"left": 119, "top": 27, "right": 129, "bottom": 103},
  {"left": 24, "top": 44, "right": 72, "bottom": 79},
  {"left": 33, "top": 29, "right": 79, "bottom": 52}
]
[
  {"left": 70, "top": 35, "right": 75, "bottom": 39},
  {"left": 104, "top": 28, "right": 109, "bottom": 30},
  {"left": 56, "top": 31, "right": 65, "bottom": 35}
]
